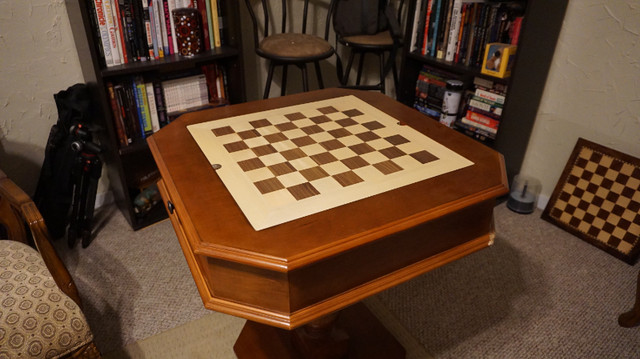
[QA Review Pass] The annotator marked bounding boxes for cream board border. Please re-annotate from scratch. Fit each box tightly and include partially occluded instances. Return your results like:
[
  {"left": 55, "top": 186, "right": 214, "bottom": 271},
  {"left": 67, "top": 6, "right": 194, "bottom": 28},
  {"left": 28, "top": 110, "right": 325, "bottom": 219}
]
[{"left": 187, "top": 96, "right": 473, "bottom": 230}]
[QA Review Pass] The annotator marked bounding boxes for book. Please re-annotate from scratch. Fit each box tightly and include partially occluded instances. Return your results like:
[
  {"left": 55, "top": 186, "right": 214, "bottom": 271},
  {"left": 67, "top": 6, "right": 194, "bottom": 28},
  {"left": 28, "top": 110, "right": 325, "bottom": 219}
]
[
  {"left": 141, "top": 0, "right": 155, "bottom": 59},
  {"left": 438, "top": 0, "right": 454, "bottom": 59},
  {"left": 444, "top": 0, "right": 463, "bottom": 61},
  {"left": 468, "top": 95, "right": 503, "bottom": 116},
  {"left": 153, "top": 0, "right": 168, "bottom": 55},
  {"left": 210, "top": 0, "right": 222, "bottom": 47},
  {"left": 475, "top": 87, "right": 505, "bottom": 104},
  {"left": 409, "top": 0, "right": 426, "bottom": 53},
  {"left": 106, "top": 82, "right": 131, "bottom": 147},
  {"left": 93, "top": 0, "right": 115, "bottom": 67},
  {"left": 153, "top": 82, "right": 170, "bottom": 128},
  {"left": 462, "top": 109, "right": 499, "bottom": 133},
  {"left": 162, "top": 0, "right": 174, "bottom": 54},
  {"left": 161, "top": 73, "right": 210, "bottom": 114},
  {"left": 110, "top": 0, "right": 128, "bottom": 63},
  {"left": 133, "top": 77, "right": 153, "bottom": 137},
  {"left": 102, "top": 0, "right": 123, "bottom": 65},
  {"left": 420, "top": 0, "right": 433, "bottom": 55},
  {"left": 428, "top": 0, "right": 442, "bottom": 56},
  {"left": 167, "top": 0, "right": 179, "bottom": 53},
  {"left": 145, "top": 82, "right": 161, "bottom": 132},
  {"left": 196, "top": 0, "right": 211, "bottom": 50}
]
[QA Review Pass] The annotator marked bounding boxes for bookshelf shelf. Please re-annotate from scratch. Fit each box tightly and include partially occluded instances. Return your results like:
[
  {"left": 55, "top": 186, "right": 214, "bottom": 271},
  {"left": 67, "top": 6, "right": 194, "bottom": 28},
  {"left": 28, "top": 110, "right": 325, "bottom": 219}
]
[
  {"left": 397, "top": 0, "right": 568, "bottom": 182},
  {"left": 65, "top": 0, "right": 246, "bottom": 230}
]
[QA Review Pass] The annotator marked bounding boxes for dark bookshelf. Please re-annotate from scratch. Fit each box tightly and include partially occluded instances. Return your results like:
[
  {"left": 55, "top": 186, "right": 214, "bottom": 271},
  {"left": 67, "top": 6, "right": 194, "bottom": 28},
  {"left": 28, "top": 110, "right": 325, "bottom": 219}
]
[
  {"left": 65, "top": 0, "right": 246, "bottom": 230},
  {"left": 398, "top": 0, "right": 569, "bottom": 182}
]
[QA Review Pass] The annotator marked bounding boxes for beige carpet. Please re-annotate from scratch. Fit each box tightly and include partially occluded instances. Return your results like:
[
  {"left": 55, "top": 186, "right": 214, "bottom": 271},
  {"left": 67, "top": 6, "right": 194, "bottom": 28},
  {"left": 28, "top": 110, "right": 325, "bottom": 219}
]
[
  {"left": 103, "top": 298, "right": 431, "bottom": 359},
  {"left": 55, "top": 202, "right": 640, "bottom": 358}
]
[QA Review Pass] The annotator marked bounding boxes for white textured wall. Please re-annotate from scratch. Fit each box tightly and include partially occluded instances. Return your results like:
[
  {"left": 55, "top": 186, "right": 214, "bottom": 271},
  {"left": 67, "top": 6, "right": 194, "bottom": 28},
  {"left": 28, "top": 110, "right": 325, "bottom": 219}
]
[
  {"left": 521, "top": 0, "right": 640, "bottom": 207},
  {"left": 0, "top": 0, "right": 85, "bottom": 194}
]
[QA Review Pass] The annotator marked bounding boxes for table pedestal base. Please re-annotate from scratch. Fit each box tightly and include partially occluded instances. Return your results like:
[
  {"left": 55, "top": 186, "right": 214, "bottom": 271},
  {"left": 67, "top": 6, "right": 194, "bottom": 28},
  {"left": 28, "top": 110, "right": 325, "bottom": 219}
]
[{"left": 233, "top": 302, "right": 406, "bottom": 359}]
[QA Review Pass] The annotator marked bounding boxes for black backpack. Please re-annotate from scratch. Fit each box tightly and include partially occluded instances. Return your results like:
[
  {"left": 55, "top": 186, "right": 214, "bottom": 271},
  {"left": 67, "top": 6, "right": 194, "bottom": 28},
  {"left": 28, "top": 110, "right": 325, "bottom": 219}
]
[{"left": 333, "top": 0, "right": 390, "bottom": 37}]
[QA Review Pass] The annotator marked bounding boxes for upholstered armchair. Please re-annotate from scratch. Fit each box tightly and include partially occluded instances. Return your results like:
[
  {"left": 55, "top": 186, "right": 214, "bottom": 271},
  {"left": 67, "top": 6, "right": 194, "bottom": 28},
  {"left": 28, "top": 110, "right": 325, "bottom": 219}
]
[{"left": 0, "top": 169, "right": 100, "bottom": 358}]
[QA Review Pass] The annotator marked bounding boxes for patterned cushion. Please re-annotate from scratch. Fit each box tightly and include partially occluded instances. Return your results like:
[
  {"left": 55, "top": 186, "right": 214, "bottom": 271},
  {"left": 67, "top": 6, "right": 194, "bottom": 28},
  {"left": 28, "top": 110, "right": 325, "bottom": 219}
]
[{"left": 0, "top": 241, "right": 93, "bottom": 358}]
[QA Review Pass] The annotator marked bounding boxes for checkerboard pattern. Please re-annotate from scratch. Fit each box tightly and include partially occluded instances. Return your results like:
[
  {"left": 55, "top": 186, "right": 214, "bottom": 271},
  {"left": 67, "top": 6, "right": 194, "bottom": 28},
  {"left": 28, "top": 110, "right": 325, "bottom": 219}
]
[
  {"left": 188, "top": 95, "right": 473, "bottom": 230},
  {"left": 210, "top": 106, "right": 440, "bottom": 201},
  {"left": 542, "top": 138, "right": 640, "bottom": 264}
]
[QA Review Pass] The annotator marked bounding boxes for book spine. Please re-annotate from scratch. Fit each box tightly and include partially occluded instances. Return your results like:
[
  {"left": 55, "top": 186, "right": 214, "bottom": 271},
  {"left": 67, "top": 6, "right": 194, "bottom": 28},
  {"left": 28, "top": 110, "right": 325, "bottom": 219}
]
[
  {"left": 196, "top": 0, "right": 210, "bottom": 50},
  {"left": 152, "top": 0, "right": 167, "bottom": 56},
  {"left": 135, "top": 77, "right": 153, "bottom": 136},
  {"left": 153, "top": 82, "right": 169, "bottom": 128},
  {"left": 106, "top": 82, "right": 130, "bottom": 147},
  {"left": 93, "top": 0, "right": 115, "bottom": 67},
  {"left": 210, "top": 0, "right": 221, "bottom": 47},
  {"left": 421, "top": 0, "right": 433, "bottom": 55},
  {"left": 167, "top": 0, "right": 179, "bottom": 53},
  {"left": 462, "top": 111, "right": 499, "bottom": 134},
  {"left": 141, "top": 0, "right": 155, "bottom": 59},
  {"left": 162, "top": 0, "right": 174, "bottom": 54},
  {"left": 438, "top": 0, "right": 453, "bottom": 59},
  {"left": 109, "top": 0, "right": 128, "bottom": 63},
  {"left": 475, "top": 87, "right": 505, "bottom": 104},
  {"left": 468, "top": 96, "right": 503, "bottom": 116},
  {"left": 102, "top": 0, "right": 123, "bottom": 65},
  {"left": 429, "top": 0, "right": 442, "bottom": 57},
  {"left": 145, "top": 82, "right": 161, "bottom": 132},
  {"left": 445, "top": 0, "right": 462, "bottom": 62},
  {"left": 409, "top": 0, "right": 424, "bottom": 53}
]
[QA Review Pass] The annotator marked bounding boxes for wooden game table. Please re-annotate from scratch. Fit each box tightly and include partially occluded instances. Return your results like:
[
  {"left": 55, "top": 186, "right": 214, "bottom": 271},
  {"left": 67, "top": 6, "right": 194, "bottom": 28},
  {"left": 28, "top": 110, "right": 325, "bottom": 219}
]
[{"left": 147, "top": 88, "right": 509, "bottom": 358}]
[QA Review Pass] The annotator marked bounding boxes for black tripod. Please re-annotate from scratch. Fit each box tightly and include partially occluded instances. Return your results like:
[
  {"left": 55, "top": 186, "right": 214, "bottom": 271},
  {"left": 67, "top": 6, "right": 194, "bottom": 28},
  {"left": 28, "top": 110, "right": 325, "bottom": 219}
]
[{"left": 67, "top": 123, "right": 103, "bottom": 248}]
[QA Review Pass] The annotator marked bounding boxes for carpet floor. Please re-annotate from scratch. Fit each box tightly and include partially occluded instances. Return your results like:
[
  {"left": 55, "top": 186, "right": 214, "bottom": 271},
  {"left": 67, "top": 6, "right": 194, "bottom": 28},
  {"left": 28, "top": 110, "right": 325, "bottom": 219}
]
[{"left": 54, "top": 203, "right": 640, "bottom": 358}]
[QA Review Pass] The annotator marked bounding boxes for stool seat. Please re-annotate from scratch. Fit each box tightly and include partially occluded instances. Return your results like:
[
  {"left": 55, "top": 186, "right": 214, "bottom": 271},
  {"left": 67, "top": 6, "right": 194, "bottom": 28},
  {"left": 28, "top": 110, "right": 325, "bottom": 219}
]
[
  {"left": 0, "top": 241, "right": 93, "bottom": 358},
  {"left": 342, "top": 31, "right": 394, "bottom": 47},
  {"left": 259, "top": 33, "right": 334, "bottom": 61}
]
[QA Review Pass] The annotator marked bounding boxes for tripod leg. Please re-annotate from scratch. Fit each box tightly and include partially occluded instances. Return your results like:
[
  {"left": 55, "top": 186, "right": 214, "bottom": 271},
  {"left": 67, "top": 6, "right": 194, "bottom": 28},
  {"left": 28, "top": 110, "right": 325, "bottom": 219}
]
[
  {"left": 68, "top": 157, "right": 83, "bottom": 248},
  {"left": 81, "top": 158, "right": 101, "bottom": 248}
]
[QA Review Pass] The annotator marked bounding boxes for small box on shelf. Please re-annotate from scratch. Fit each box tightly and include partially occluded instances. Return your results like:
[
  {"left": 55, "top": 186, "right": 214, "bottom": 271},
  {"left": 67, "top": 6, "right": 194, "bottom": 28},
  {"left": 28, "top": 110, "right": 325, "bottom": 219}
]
[{"left": 480, "top": 43, "right": 517, "bottom": 79}]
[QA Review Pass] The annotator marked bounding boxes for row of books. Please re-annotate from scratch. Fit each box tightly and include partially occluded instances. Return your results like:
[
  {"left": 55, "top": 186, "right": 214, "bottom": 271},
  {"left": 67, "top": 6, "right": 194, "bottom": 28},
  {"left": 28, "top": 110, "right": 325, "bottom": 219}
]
[
  {"left": 413, "top": 66, "right": 458, "bottom": 118},
  {"left": 106, "top": 63, "right": 229, "bottom": 148},
  {"left": 413, "top": 65, "right": 507, "bottom": 142},
  {"left": 409, "top": 0, "right": 524, "bottom": 67},
  {"left": 88, "top": 0, "right": 226, "bottom": 67},
  {"left": 456, "top": 76, "right": 507, "bottom": 141}
]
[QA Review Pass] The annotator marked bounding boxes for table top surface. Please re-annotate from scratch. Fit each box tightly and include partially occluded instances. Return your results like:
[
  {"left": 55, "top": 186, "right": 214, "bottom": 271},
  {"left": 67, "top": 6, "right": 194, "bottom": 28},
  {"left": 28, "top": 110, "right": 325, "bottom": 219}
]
[{"left": 148, "top": 88, "right": 508, "bottom": 271}]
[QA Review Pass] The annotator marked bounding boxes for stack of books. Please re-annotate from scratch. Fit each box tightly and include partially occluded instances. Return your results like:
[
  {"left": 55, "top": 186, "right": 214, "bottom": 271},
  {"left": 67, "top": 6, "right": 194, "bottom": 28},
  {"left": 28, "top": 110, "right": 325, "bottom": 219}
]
[
  {"left": 456, "top": 77, "right": 507, "bottom": 141},
  {"left": 413, "top": 65, "right": 461, "bottom": 118},
  {"left": 106, "top": 64, "right": 228, "bottom": 148},
  {"left": 89, "top": 0, "right": 227, "bottom": 67},
  {"left": 409, "top": 0, "right": 524, "bottom": 68}
]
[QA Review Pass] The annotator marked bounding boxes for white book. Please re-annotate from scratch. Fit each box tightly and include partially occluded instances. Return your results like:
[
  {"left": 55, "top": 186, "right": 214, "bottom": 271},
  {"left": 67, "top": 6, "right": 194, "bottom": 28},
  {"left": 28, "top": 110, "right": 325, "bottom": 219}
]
[
  {"left": 102, "top": 0, "right": 122, "bottom": 65},
  {"left": 475, "top": 88, "right": 506, "bottom": 104},
  {"left": 94, "top": 0, "right": 114, "bottom": 66},
  {"left": 409, "top": 0, "right": 425, "bottom": 52},
  {"left": 162, "top": 74, "right": 209, "bottom": 113},
  {"left": 445, "top": 0, "right": 463, "bottom": 62},
  {"left": 145, "top": 82, "right": 161, "bottom": 132}
]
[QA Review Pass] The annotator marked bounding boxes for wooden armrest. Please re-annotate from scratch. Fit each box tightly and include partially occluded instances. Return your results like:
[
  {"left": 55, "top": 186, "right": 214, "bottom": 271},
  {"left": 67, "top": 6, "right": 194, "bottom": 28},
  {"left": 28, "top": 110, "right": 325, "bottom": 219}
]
[{"left": 0, "top": 169, "right": 83, "bottom": 307}]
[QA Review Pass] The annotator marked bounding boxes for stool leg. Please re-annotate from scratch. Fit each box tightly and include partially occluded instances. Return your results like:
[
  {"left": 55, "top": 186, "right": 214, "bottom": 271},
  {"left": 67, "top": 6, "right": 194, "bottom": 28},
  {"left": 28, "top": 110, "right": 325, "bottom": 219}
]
[
  {"left": 342, "top": 51, "right": 356, "bottom": 86},
  {"left": 619, "top": 270, "right": 640, "bottom": 327},
  {"left": 300, "top": 64, "right": 309, "bottom": 92},
  {"left": 314, "top": 61, "right": 324, "bottom": 89},
  {"left": 264, "top": 62, "right": 276, "bottom": 99},
  {"left": 378, "top": 52, "right": 386, "bottom": 94},
  {"left": 356, "top": 52, "right": 365, "bottom": 86},
  {"left": 281, "top": 65, "right": 288, "bottom": 97}
]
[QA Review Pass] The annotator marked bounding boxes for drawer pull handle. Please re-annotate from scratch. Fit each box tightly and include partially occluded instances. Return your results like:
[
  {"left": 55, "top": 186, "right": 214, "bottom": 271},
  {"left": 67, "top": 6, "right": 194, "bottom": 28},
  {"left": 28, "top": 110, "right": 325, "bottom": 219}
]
[{"left": 167, "top": 201, "right": 175, "bottom": 214}]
